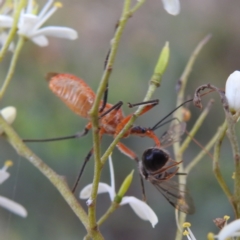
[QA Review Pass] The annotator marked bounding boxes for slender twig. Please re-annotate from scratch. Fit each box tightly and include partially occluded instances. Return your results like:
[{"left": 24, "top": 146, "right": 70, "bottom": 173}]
[
  {"left": 174, "top": 35, "right": 211, "bottom": 240},
  {"left": 0, "top": 36, "right": 26, "bottom": 99},
  {"left": 193, "top": 83, "right": 240, "bottom": 217},
  {"left": 225, "top": 116, "right": 240, "bottom": 217},
  {"left": 88, "top": 0, "right": 133, "bottom": 233},
  {"left": 129, "top": 0, "right": 145, "bottom": 14},
  {"left": 179, "top": 99, "right": 214, "bottom": 154},
  {"left": 213, "top": 120, "right": 237, "bottom": 217},
  {"left": 185, "top": 128, "right": 219, "bottom": 173},
  {"left": 0, "top": 116, "right": 93, "bottom": 231},
  {"left": 0, "top": 0, "right": 26, "bottom": 62}
]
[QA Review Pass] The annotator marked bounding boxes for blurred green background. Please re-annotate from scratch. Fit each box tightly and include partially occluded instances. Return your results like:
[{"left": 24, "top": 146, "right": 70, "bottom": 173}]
[{"left": 0, "top": 0, "right": 240, "bottom": 239}]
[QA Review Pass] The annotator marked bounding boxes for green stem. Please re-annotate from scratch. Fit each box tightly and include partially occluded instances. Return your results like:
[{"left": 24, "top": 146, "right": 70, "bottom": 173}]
[
  {"left": 213, "top": 120, "right": 237, "bottom": 217},
  {"left": 225, "top": 115, "right": 240, "bottom": 217},
  {"left": 84, "top": 201, "right": 120, "bottom": 239},
  {"left": 0, "top": 116, "right": 90, "bottom": 229},
  {"left": 176, "top": 34, "right": 212, "bottom": 103},
  {"left": 0, "top": 0, "right": 26, "bottom": 62},
  {"left": 129, "top": 0, "right": 145, "bottom": 14},
  {"left": 97, "top": 202, "right": 118, "bottom": 227},
  {"left": 87, "top": 0, "right": 133, "bottom": 234},
  {"left": 185, "top": 128, "right": 219, "bottom": 173},
  {"left": 0, "top": 36, "right": 26, "bottom": 100},
  {"left": 179, "top": 99, "right": 214, "bottom": 154},
  {"left": 174, "top": 35, "right": 211, "bottom": 240}
]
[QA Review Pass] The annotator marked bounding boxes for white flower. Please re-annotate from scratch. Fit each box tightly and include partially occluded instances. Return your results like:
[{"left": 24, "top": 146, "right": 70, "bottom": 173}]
[
  {"left": 0, "top": 106, "right": 17, "bottom": 134},
  {"left": 0, "top": 161, "right": 27, "bottom": 217},
  {"left": 214, "top": 219, "right": 240, "bottom": 240},
  {"left": 0, "top": 0, "right": 78, "bottom": 47},
  {"left": 0, "top": 15, "right": 13, "bottom": 28},
  {"left": 225, "top": 71, "right": 240, "bottom": 114},
  {"left": 161, "top": 0, "right": 180, "bottom": 15},
  {"left": 80, "top": 155, "right": 158, "bottom": 228}
]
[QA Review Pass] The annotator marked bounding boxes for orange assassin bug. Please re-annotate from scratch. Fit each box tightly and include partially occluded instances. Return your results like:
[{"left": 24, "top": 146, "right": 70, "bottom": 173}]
[
  {"left": 47, "top": 72, "right": 162, "bottom": 162},
  {"left": 23, "top": 72, "right": 196, "bottom": 214}
]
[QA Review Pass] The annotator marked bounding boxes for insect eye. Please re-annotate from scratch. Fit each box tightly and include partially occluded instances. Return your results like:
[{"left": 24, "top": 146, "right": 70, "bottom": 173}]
[{"left": 142, "top": 148, "right": 169, "bottom": 172}]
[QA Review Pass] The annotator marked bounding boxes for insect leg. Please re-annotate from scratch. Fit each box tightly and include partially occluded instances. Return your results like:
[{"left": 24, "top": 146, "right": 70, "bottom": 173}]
[
  {"left": 139, "top": 174, "right": 147, "bottom": 202},
  {"left": 116, "top": 142, "right": 148, "bottom": 201},
  {"left": 116, "top": 142, "right": 139, "bottom": 162},
  {"left": 22, "top": 122, "right": 92, "bottom": 142},
  {"left": 71, "top": 147, "right": 94, "bottom": 193},
  {"left": 127, "top": 99, "right": 159, "bottom": 108},
  {"left": 22, "top": 102, "right": 123, "bottom": 143}
]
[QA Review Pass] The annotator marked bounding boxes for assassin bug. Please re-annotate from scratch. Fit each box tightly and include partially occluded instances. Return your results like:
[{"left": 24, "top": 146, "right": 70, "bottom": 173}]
[
  {"left": 23, "top": 73, "right": 196, "bottom": 212},
  {"left": 46, "top": 72, "right": 162, "bottom": 162}
]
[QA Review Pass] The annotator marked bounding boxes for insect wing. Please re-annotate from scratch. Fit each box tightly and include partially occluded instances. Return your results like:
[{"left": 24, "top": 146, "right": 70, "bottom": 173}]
[
  {"left": 160, "top": 122, "right": 186, "bottom": 148},
  {"left": 149, "top": 177, "right": 195, "bottom": 214}
]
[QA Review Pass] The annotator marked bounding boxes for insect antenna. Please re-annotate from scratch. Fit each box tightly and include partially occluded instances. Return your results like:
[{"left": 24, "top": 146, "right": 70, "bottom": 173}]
[
  {"left": 151, "top": 99, "right": 193, "bottom": 131},
  {"left": 99, "top": 48, "right": 110, "bottom": 113},
  {"left": 99, "top": 21, "right": 119, "bottom": 113}
]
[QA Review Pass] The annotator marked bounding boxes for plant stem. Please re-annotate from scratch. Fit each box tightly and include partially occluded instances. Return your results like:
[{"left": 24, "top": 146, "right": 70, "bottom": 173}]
[
  {"left": 0, "top": 0, "right": 26, "bottom": 62},
  {"left": 185, "top": 128, "right": 219, "bottom": 173},
  {"left": 0, "top": 115, "right": 93, "bottom": 230},
  {"left": 179, "top": 99, "right": 214, "bottom": 155},
  {"left": 0, "top": 36, "right": 26, "bottom": 99},
  {"left": 87, "top": 0, "right": 133, "bottom": 234},
  {"left": 174, "top": 35, "right": 211, "bottom": 240},
  {"left": 213, "top": 120, "right": 237, "bottom": 217},
  {"left": 225, "top": 115, "right": 240, "bottom": 217}
]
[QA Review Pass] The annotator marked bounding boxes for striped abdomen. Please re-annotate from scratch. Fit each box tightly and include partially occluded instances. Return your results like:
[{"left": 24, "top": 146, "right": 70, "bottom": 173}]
[
  {"left": 48, "top": 73, "right": 125, "bottom": 135},
  {"left": 48, "top": 73, "right": 95, "bottom": 118}
]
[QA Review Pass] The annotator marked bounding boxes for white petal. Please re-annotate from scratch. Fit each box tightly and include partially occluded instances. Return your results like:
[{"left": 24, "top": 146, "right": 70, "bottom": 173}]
[
  {"left": 0, "top": 196, "right": 27, "bottom": 217},
  {"left": 217, "top": 219, "right": 240, "bottom": 240},
  {"left": 18, "top": 14, "right": 38, "bottom": 36},
  {"left": 0, "top": 170, "right": 9, "bottom": 184},
  {"left": 1, "top": 106, "right": 16, "bottom": 124},
  {"left": 108, "top": 155, "right": 115, "bottom": 193},
  {"left": 0, "top": 15, "right": 13, "bottom": 28},
  {"left": 121, "top": 196, "right": 158, "bottom": 228},
  {"left": 225, "top": 71, "right": 240, "bottom": 112},
  {"left": 0, "top": 106, "right": 17, "bottom": 134},
  {"left": 31, "top": 26, "right": 78, "bottom": 40},
  {"left": 79, "top": 183, "right": 114, "bottom": 201},
  {"left": 162, "top": 0, "right": 180, "bottom": 15},
  {"left": 31, "top": 35, "right": 49, "bottom": 47}
]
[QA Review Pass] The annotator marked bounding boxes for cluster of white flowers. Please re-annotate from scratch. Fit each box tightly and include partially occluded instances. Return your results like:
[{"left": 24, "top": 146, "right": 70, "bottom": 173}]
[{"left": 0, "top": 0, "right": 78, "bottom": 48}]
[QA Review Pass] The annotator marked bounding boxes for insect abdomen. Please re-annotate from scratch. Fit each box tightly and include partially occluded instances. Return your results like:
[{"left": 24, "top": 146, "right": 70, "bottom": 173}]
[{"left": 48, "top": 73, "right": 95, "bottom": 118}]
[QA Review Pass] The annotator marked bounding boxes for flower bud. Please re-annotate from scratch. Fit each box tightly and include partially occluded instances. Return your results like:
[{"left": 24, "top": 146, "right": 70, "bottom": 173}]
[
  {"left": 225, "top": 71, "right": 240, "bottom": 114},
  {"left": 154, "top": 42, "right": 170, "bottom": 78},
  {"left": 116, "top": 170, "right": 134, "bottom": 202},
  {"left": 0, "top": 106, "right": 17, "bottom": 134}
]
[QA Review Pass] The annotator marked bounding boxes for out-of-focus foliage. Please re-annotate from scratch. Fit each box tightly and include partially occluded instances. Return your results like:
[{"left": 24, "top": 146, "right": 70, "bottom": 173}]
[{"left": 0, "top": 0, "right": 239, "bottom": 239}]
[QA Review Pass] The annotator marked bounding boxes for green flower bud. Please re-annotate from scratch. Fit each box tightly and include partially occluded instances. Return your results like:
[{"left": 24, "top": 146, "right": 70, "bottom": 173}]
[
  {"left": 154, "top": 42, "right": 170, "bottom": 80},
  {"left": 116, "top": 170, "right": 134, "bottom": 202}
]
